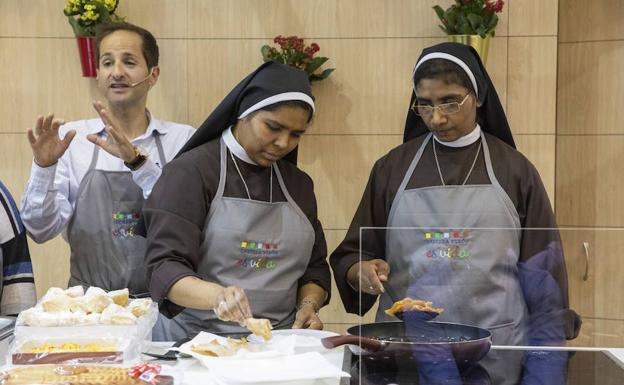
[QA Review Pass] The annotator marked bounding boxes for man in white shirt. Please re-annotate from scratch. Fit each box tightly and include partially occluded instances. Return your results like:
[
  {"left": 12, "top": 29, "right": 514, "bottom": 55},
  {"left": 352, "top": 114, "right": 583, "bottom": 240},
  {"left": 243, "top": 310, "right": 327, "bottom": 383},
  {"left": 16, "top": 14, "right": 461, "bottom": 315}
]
[{"left": 21, "top": 22, "right": 195, "bottom": 296}]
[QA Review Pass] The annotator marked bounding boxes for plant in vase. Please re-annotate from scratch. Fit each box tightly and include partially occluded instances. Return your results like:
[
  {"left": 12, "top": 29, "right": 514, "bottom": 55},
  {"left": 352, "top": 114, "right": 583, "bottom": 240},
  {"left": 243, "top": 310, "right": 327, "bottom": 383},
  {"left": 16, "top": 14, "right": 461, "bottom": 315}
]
[
  {"left": 261, "top": 35, "right": 334, "bottom": 82},
  {"left": 433, "top": 0, "right": 504, "bottom": 63},
  {"left": 63, "top": 0, "right": 124, "bottom": 77}
]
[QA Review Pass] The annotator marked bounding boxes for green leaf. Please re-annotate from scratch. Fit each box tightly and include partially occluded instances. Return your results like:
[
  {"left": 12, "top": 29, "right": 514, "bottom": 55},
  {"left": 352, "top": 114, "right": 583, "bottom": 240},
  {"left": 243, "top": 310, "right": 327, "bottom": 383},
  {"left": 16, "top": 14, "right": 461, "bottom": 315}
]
[
  {"left": 309, "top": 68, "right": 334, "bottom": 82},
  {"left": 433, "top": 5, "right": 446, "bottom": 22},
  {"left": 260, "top": 45, "right": 271, "bottom": 61},
  {"left": 487, "top": 14, "right": 499, "bottom": 32},
  {"left": 459, "top": 21, "right": 474, "bottom": 35},
  {"left": 67, "top": 16, "right": 83, "bottom": 36},
  {"left": 306, "top": 56, "right": 329, "bottom": 74},
  {"left": 467, "top": 13, "right": 483, "bottom": 31}
]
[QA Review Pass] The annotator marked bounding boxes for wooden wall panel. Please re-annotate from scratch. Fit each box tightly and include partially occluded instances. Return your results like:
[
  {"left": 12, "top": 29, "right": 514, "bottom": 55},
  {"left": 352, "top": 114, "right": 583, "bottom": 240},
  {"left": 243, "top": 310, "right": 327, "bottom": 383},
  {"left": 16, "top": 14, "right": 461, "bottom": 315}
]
[
  {"left": 0, "top": 0, "right": 71, "bottom": 38},
  {"left": 186, "top": 39, "right": 267, "bottom": 127},
  {"left": 508, "top": 37, "right": 557, "bottom": 135},
  {"left": 514, "top": 134, "right": 556, "bottom": 207},
  {"left": 509, "top": 0, "right": 558, "bottom": 36},
  {"left": 0, "top": 135, "right": 34, "bottom": 204},
  {"left": 0, "top": 134, "right": 70, "bottom": 296},
  {"left": 186, "top": 0, "right": 509, "bottom": 39},
  {"left": 298, "top": 135, "right": 401, "bottom": 230},
  {"left": 558, "top": 41, "right": 624, "bottom": 135},
  {"left": 28, "top": 237, "right": 71, "bottom": 298},
  {"left": 556, "top": 136, "right": 624, "bottom": 227},
  {"left": 0, "top": 0, "right": 188, "bottom": 38},
  {"left": 486, "top": 37, "right": 509, "bottom": 111},
  {"left": 557, "top": 0, "right": 624, "bottom": 347},
  {"left": 319, "top": 230, "right": 377, "bottom": 327},
  {"left": 0, "top": 39, "right": 96, "bottom": 134},
  {"left": 145, "top": 40, "right": 190, "bottom": 124},
  {"left": 560, "top": 0, "right": 624, "bottom": 43},
  {"left": 116, "top": 0, "right": 188, "bottom": 38}
]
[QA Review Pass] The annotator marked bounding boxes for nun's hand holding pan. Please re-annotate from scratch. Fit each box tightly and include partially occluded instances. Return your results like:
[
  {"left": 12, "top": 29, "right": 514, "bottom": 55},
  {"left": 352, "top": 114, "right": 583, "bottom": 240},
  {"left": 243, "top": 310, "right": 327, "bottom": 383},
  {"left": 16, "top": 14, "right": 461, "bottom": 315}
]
[{"left": 346, "top": 259, "right": 390, "bottom": 295}]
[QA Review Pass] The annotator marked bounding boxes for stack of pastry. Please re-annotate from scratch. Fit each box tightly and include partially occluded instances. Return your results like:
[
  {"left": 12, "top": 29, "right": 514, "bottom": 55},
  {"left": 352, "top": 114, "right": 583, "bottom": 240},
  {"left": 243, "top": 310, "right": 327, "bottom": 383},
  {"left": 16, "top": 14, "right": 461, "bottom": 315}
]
[{"left": 18, "top": 286, "right": 153, "bottom": 327}]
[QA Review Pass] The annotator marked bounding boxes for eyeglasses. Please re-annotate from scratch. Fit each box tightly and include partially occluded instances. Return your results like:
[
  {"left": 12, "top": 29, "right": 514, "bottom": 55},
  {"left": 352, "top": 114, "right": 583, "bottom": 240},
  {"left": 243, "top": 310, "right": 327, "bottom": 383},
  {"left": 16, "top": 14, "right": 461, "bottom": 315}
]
[{"left": 411, "top": 92, "right": 472, "bottom": 117}]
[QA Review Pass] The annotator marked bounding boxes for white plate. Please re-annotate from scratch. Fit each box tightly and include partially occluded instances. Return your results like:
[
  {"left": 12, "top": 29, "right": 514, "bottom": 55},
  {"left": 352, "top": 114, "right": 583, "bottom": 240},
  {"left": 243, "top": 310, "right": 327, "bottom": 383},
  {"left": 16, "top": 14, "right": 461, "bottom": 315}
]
[
  {"left": 270, "top": 329, "right": 339, "bottom": 339},
  {"left": 248, "top": 329, "right": 338, "bottom": 352}
]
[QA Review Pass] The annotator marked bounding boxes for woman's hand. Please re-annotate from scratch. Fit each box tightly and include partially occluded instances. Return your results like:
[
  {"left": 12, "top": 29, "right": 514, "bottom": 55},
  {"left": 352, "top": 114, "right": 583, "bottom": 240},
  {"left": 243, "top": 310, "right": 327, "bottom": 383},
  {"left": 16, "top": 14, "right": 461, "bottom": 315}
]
[
  {"left": 213, "top": 286, "right": 253, "bottom": 326},
  {"left": 27, "top": 114, "right": 75, "bottom": 167},
  {"left": 86, "top": 101, "right": 137, "bottom": 163},
  {"left": 292, "top": 303, "right": 323, "bottom": 330},
  {"left": 347, "top": 259, "right": 390, "bottom": 295}
]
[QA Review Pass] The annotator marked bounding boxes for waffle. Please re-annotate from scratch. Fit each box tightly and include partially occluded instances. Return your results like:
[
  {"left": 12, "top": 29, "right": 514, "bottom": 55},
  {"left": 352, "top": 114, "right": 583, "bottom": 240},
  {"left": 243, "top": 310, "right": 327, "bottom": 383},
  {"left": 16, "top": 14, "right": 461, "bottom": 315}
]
[{"left": 0, "top": 365, "right": 172, "bottom": 385}]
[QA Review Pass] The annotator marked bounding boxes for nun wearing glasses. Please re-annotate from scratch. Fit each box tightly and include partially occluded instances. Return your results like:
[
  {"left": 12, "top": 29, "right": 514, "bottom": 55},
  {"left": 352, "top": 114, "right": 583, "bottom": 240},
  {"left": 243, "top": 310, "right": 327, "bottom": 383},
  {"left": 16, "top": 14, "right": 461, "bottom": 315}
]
[
  {"left": 330, "top": 42, "right": 580, "bottom": 348},
  {"left": 143, "top": 62, "right": 330, "bottom": 341}
]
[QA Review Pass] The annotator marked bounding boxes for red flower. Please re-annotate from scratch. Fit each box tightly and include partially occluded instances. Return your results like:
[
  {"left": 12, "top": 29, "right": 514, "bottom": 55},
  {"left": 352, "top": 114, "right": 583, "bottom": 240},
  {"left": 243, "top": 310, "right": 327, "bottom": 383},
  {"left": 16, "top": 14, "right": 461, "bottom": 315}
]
[{"left": 485, "top": 0, "right": 504, "bottom": 13}]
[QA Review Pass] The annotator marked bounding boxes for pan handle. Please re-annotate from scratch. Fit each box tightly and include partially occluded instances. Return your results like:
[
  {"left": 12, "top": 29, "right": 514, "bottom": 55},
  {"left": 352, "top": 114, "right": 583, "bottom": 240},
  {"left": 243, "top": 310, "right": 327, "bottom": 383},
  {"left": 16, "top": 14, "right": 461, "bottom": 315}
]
[{"left": 321, "top": 335, "right": 384, "bottom": 352}]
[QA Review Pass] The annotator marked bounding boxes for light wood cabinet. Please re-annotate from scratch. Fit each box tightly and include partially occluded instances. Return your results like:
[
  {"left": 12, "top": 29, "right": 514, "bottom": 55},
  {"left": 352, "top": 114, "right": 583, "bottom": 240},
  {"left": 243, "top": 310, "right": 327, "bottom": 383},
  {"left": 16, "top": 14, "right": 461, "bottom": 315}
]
[{"left": 556, "top": 119, "right": 624, "bottom": 347}]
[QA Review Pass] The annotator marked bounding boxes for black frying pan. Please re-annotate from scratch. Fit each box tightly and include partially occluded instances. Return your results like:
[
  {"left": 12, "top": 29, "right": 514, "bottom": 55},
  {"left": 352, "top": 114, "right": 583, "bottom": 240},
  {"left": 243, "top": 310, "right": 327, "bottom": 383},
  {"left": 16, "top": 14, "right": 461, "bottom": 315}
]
[{"left": 322, "top": 321, "right": 492, "bottom": 369}]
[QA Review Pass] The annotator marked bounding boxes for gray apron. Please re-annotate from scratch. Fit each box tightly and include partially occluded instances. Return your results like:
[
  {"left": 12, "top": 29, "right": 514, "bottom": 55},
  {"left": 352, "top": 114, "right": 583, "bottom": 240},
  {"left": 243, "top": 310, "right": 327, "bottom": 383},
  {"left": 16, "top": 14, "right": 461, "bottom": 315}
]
[
  {"left": 153, "top": 138, "right": 315, "bottom": 341},
  {"left": 380, "top": 132, "right": 528, "bottom": 347},
  {"left": 67, "top": 134, "right": 167, "bottom": 296}
]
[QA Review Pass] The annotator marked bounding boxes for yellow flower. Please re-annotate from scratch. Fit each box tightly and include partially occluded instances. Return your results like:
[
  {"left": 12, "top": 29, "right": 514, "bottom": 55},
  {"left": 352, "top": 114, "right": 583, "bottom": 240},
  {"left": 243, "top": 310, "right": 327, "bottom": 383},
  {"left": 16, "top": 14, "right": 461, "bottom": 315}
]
[
  {"left": 80, "top": 10, "right": 100, "bottom": 21},
  {"left": 104, "top": 0, "right": 117, "bottom": 11}
]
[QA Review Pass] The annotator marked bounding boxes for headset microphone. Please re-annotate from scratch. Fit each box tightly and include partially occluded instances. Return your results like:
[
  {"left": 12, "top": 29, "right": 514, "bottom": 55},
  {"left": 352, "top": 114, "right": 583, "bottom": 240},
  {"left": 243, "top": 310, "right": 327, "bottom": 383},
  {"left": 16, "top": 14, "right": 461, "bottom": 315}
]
[{"left": 129, "top": 69, "right": 154, "bottom": 87}]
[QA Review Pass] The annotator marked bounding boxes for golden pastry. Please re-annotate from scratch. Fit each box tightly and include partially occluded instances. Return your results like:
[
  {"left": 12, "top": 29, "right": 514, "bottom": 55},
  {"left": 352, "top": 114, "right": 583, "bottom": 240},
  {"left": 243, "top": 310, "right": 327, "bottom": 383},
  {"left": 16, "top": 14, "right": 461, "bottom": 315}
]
[
  {"left": 245, "top": 317, "right": 272, "bottom": 341},
  {"left": 384, "top": 297, "right": 444, "bottom": 317}
]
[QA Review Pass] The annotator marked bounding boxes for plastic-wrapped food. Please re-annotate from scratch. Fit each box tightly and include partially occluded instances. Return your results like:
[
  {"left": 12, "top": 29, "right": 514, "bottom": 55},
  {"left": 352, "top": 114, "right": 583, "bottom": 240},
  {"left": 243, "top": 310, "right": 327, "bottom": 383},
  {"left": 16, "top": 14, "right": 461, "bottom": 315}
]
[
  {"left": 127, "top": 299, "right": 151, "bottom": 318},
  {"left": 14, "top": 286, "right": 159, "bottom": 364},
  {"left": 10, "top": 337, "right": 130, "bottom": 365},
  {"left": 0, "top": 363, "right": 181, "bottom": 385}
]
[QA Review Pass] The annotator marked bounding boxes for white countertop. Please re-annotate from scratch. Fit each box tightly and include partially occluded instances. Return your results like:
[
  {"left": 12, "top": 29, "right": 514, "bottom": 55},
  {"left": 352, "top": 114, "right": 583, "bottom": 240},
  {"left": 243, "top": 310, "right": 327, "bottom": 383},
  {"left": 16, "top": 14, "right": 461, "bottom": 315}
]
[{"left": 2, "top": 338, "right": 624, "bottom": 384}]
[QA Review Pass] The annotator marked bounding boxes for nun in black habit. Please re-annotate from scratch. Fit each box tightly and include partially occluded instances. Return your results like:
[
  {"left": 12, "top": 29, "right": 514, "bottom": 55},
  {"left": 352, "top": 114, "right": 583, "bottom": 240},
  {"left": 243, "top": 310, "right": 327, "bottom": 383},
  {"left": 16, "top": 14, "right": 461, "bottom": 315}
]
[
  {"left": 143, "top": 62, "right": 331, "bottom": 341},
  {"left": 330, "top": 42, "right": 580, "bottom": 347}
]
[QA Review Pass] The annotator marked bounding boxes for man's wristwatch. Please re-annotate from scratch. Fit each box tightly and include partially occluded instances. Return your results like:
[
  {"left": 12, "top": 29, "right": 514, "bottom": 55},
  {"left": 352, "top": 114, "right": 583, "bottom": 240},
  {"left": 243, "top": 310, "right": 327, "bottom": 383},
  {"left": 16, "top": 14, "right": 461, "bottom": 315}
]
[{"left": 124, "top": 146, "right": 148, "bottom": 171}]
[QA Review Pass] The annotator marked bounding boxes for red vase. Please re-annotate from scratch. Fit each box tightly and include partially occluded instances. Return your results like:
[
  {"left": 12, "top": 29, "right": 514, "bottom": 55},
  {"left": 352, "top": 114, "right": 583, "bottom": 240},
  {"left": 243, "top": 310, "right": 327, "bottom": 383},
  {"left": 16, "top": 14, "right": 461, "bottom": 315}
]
[{"left": 76, "top": 36, "right": 97, "bottom": 78}]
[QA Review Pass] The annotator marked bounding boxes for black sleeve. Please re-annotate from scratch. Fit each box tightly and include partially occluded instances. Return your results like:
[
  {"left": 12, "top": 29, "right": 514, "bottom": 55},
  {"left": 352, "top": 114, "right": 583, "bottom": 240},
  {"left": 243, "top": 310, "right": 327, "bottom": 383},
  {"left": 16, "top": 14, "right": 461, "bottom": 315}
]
[
  {"left": 297, "top": 216, "right": 332, "bottom": 305},
  {"left": 143, "top": 155, "right": 208, "bottom": 318},
  {"left": 329, "top": 157, "right": 391, "bottom": 315}
]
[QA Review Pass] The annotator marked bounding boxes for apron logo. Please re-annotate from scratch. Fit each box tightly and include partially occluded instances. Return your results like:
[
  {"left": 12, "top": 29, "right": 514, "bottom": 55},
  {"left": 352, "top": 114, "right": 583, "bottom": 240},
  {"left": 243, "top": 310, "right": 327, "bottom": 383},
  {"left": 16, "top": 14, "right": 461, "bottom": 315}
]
[
  {"left": 423, "top": 231, "right": 471, "bottom": 260},
  {"left": 112, "top": 211, "right": 141, "bottom": 238},
  {"left": 236, "top": 240, "right": 279, "bottom": 270}
]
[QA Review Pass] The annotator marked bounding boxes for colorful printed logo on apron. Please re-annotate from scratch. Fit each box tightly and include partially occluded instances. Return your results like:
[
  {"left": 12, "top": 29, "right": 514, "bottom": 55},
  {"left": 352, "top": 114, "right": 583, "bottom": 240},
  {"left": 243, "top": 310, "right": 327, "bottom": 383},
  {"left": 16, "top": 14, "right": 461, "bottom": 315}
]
[
  {"left": 112, "top": 211, "right": 140, "bottom": 238},
  {"left": 236, "top": 240, "right": 279, "bottom": 270},
  {"left": 423, "top": 231, "right": 472, "bottom": 260}
]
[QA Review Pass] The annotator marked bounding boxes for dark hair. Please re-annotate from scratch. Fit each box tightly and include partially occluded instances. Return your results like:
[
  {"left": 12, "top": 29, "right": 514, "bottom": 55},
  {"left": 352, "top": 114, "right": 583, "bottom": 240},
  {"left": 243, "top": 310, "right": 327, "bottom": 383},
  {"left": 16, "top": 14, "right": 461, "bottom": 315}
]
[
  {"left": 413, "top": 59, "right": 474, "bottom": 94},
  {"left": 247, "top": 100, "right": 314, "bottom": 123},
  {"left": 94, "top": 22, "right": 159, "bottom": 69}
]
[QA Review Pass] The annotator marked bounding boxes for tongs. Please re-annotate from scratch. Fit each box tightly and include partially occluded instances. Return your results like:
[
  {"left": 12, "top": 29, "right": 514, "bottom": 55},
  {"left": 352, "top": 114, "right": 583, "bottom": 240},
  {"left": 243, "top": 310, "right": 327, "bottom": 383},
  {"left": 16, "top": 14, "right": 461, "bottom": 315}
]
[{"left": 142, "top": 338, "right": 191, "bottom": 361}]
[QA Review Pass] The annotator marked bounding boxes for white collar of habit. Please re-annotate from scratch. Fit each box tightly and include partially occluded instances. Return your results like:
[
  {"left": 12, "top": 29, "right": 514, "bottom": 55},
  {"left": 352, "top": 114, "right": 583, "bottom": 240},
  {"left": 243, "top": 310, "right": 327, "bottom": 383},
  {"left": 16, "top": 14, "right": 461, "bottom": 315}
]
[
  {"left": 222, "top": 126, "right": 258, "bottom": 165},
  {"left": 434, "top": 124, "right": 481, "bottom": 148}
]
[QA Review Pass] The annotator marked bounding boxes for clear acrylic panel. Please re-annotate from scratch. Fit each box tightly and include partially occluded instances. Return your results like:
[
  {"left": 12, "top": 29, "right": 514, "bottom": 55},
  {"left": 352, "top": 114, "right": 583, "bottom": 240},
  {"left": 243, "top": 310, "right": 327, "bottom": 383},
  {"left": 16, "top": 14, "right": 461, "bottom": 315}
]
[{"left": 337, "top": 227, "right": 624, "bottom": 384}]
